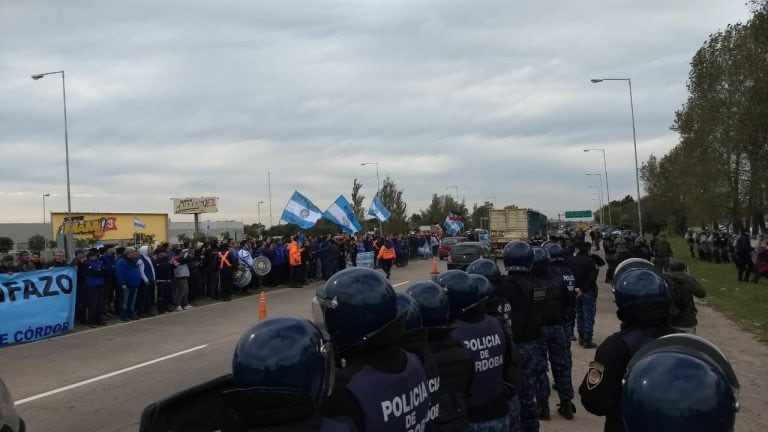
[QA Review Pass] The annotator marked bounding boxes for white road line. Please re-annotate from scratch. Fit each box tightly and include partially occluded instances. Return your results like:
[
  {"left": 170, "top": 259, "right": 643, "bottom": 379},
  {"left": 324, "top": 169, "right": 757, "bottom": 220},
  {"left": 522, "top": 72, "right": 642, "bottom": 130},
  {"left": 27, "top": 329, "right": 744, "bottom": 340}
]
[
  {"left": 14, "top": 344, "right": 209, "bottom": 406},
  {"left": 393, "top": 281, "right": 410, "bottom": 287}
]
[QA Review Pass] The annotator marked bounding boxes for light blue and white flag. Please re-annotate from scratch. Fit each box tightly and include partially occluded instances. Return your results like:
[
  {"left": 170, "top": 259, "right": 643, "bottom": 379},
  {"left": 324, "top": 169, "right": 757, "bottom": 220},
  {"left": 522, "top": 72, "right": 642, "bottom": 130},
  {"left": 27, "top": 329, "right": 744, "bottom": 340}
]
[
  {"left": 367, "top": 195, "right": 391, "bottom": 222},
  {"left": 133, "top": 216, "right": 146, "bottom": 229},
  {"left": 281, "top": 191, "right": 323, "bottom": 229},
  {"left": 443, "top": 214, "right": 464, "bottom": 236},
  {"left": 324, "top": 195, "right": 363, "bottom": 234}
]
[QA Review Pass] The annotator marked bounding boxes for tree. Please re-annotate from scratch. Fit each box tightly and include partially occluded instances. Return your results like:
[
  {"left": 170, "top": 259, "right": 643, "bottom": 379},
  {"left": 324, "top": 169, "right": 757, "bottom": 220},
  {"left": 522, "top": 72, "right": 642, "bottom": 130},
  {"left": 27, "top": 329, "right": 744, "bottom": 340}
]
[
  {"left": 28, "top": 234, "right": 46, "bottom": 251},
  {"left": 221, "top": 231, "right": 231, "bottom": 241},
  {"left": 351, "top": 178, "right": 366, "bottom": 223},
  {"left": 0, "top": 237, "right": 13, "bottom": 253},
  {"left": 470, "top": 203, "right": 493, "bottom": 230},
  {"left": 379, "top": 175, "right": 409, "bottom": 234},
  {"left": 504, "top": 204, "right": 520, "bottom": 210},
  {"left": 244, "top": 223, "right": 265, "bottom": 238},
  {"left": 177, "top": 233, "right": 190, "bottom": 245},
  {"left": 48, "top": 240, "right": 57, "bottom": 248},
  {"left": 419, "top": 194, "right": 469, "bottom": 225}
]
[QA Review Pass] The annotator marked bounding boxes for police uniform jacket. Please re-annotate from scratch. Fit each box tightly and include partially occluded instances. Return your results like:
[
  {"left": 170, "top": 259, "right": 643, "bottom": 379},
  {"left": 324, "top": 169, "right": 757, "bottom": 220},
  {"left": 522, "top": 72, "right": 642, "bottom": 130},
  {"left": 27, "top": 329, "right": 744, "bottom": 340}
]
[{"left": 499, "top": 273, "right": 544, "bottom": 344}]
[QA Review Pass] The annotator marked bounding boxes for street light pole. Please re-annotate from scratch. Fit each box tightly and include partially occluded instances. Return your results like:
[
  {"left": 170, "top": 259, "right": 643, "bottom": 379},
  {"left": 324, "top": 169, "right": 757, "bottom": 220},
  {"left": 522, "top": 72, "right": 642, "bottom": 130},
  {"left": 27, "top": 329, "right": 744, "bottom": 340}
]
[
  {"left": 361, "top": 162, "right": 382, "bottom": 235},
  {"left": 590, "top": 77, "right": 643, "bottom": 237},
  {"left": 42, "top": 193, "right": 50, "bottom": 224},
  {"left": 588, "top": 186, "right": 603, "bottom": 225},
  {"left": 586, "top": 173, "right": 604, "bottom": 224},
  {"left": 32, "top": 70, "right": 72, "bottom": 259},
  {"left": 583, "top": 148, "right": 612, "bottom": 226}
]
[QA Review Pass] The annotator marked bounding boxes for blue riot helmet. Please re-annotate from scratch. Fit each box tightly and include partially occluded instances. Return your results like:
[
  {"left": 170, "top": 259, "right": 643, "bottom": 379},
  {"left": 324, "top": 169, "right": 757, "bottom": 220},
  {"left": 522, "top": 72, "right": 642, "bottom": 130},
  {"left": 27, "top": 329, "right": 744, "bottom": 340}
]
[
  {"left": 502, "top": 241, "right": 534, "bottom": 272},
  {"left": 468, "top": 273, "right": 493, "bottom": 301},
  {"left": 623, "top": 334, "right": 739, "bottom": 432},
  {"left": 613, "top": 268, "right": 670, "bottom": 323},
  {"left": 232, "top": 316, "right": 331, "bottom": 403},
  {"left": 434, "top": 270, "right": 479, "bottom": 319},
  {"left": 406, "top": 281, "right": 450, "bottom": 327},
  {"left": 466, "top": 258, "right": 501, "bottom": 281},
  {"left": 532, "top": 246, "right": 550, "bottom": 276},
  {"left": 543, "top": 242, "right": 566, "bottom": 262},
  {"left": 613, "top": 258, "right": 656, "bottom": 284},
  {"left": 396, "top": 292, "right": 423, "bottom": 330},
  {"left": 314, "top": 267, "right": 398, "bottom": 350}
]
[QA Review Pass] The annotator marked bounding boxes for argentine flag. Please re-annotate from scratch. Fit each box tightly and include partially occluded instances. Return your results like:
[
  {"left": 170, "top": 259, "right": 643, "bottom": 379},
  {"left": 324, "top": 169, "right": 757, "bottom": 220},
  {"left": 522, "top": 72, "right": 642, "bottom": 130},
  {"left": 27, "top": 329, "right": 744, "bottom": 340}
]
[
  {"left": 443, "top": 214, "right": 464, "bottom": 236},
  {"left": 324, "top": 195, "right": 363, "bottom": 234},
  {"left": 367, "top": 195, "right": 391, "bottom": 222},
  {"left": 281, "top": 191, "right": 323, "bottom": 229},
  {"left": 133, "top": 216, "right": 146, "bottom": 229}
]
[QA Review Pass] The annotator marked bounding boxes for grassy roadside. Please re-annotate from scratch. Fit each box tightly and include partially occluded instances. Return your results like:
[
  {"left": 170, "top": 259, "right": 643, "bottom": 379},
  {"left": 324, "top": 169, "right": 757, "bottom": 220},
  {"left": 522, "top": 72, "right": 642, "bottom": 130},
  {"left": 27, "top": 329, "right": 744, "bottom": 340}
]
[{"left": 667, "top": 236, "right": 768, "bottom": 342}]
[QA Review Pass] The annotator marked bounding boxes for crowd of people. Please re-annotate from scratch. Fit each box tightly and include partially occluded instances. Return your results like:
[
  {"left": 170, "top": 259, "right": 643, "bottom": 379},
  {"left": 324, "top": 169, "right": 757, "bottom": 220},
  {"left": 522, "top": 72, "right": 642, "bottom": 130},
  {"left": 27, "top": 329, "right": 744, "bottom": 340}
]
[{"left": 685, "top": 229, "right": 768, "bottom": 283}]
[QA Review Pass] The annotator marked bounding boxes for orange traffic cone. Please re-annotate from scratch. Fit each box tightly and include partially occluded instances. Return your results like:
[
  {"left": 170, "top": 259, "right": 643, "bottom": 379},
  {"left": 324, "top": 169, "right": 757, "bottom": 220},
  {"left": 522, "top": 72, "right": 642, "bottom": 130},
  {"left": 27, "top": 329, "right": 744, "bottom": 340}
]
[
  {"left": 430, "top": 257, "right": 439, "bottom": 275},
  {"left": 258, "top": 291, "right": 268, "bottom": 321}
]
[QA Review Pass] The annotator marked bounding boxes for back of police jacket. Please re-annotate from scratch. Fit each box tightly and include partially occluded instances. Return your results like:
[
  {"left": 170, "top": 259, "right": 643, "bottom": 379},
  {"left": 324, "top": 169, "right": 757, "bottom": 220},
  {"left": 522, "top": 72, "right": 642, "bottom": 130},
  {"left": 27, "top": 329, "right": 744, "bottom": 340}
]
[
  {"left": 566, "top": 253, "right": 600, "bottom": 294},
  {"left": 426, "top": 327, "right": 474, "bottom": 432},
  {"left": 540, "top": 272, "right": 570, "bottom": 326},
  {"left": 500, "top": 273, "right": 544, "bottom": 343}
]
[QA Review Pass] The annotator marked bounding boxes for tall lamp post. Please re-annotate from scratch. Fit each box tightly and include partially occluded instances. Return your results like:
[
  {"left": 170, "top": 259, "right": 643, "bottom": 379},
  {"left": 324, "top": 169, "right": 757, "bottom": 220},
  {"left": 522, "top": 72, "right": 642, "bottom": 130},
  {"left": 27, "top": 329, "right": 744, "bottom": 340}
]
[
  {"left": 588, "top": 186, "right": 603, "bottom": 225},
  {"left": 42, "top": 193, "right": 50, "bottom": 224},
  {"left": 361, "top": 162, "right": 382, "bottom": 234},
  {"left": 590, "top": 77, "right": 642, "bottom": 237},
  {"left": 586, "top": 173, "right": 604, "bottom": 224},
  {"left": 583, "top": 148, "right": 612, "bottom": 226},
  {"left": 257, "top": 201, "right": 264, "bottom": 226},
  {"left": 32, "top": 70, "right": 72, "bottom": 259}
]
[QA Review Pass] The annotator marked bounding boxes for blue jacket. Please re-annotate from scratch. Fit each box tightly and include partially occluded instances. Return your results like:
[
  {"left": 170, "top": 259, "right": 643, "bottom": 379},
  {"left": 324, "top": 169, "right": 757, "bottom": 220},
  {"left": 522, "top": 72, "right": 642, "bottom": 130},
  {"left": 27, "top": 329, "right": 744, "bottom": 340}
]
[
  {"left": 101, "top": 253, "right": 117, "bottom": 275},
  {"left": 83, "top": 258, "right": 105, "bottom": 287},
  {"left": 116, "top": 256, "right": 143, "bottom": 287}
]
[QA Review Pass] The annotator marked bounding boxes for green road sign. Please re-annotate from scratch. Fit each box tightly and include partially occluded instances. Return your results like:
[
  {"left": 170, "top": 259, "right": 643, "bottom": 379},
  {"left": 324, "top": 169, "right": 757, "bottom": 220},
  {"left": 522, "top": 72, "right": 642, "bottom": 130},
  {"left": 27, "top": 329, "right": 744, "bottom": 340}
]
[{"left": 564, "top": 210, "right": 592, "bottom": 219}]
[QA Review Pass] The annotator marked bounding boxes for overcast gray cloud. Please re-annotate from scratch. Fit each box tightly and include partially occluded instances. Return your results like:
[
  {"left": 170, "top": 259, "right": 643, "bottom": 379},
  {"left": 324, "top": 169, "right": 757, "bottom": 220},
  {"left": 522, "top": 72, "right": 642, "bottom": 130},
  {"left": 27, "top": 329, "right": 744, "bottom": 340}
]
[{"left": 0, "top": 0, "right": 752, "bottom": 224}]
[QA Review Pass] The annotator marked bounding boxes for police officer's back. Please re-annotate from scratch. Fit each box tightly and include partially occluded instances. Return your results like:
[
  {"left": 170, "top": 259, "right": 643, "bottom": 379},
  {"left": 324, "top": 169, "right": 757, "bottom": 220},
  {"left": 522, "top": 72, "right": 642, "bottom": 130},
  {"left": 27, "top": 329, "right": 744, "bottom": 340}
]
[
  {"left": 316, "top": 268, "right": 432, "bottom": 432},
  {"left": 578, "top": 268, "right": 677, "bottom": 432},
  {"left": 408, "top": 281, "right": 474, "bottom": 432}
]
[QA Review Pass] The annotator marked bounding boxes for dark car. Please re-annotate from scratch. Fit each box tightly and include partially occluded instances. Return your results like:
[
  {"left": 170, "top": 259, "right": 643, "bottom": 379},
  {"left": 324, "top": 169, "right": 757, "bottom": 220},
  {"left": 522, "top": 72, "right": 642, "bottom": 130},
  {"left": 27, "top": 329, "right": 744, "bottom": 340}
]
[
  {"left": 438, "top": 236, "right": 467, "bottom": 260},
  {"left": 447, "top": 241, "right": 492, "bottom": 271}
]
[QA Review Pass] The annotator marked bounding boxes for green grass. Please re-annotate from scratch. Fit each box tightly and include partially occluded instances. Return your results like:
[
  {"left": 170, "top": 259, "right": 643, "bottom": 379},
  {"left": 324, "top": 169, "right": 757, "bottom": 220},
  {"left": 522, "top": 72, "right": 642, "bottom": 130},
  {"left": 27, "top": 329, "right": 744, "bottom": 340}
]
[{"left": 667, "top": 236, "right": 768, "bottom": 342}]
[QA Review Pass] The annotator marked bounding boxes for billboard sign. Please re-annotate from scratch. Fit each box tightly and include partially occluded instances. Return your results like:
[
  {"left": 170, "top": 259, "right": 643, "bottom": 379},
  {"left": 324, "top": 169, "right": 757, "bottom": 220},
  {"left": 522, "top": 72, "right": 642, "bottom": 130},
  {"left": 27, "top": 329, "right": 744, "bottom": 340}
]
[
  {"left": 51, "top": 213, "right": 169, "bottom": 242},
  {"left": 564, "top": 210, "right": 593, "bottom": 219},
  {"left": 173, "top": 197, "right": 218, "bottom": 214}
]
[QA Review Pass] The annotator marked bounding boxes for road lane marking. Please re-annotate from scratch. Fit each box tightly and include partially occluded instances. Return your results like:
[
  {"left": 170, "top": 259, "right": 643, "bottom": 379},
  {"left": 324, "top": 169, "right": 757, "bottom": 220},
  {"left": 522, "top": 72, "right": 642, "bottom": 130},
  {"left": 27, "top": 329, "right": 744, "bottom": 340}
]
[
  {"left": 14, "top": 344, "right": 209, "bottom": 406},
  {"left": 393, "top": 281, "right": 410, "bottom": 287}
]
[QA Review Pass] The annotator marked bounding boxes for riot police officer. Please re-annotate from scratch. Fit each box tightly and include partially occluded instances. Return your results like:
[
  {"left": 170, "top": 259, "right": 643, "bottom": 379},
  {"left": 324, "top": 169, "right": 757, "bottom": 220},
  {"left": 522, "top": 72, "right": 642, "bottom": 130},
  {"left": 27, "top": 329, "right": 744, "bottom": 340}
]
[
  {"left": 140, "top": 315, "right": 355, "bottom": 432},
  {"left": 408, "top": 281, "right": 474, "bottom": 432},
  {"left": 578, "top": 268, "right": 678, "bottom": 432},
  {"left": 531, "top": 247, "right": 575, "bottom": 421},
  {"left": 606, "top": 238, "right": 633, "bottom": 283},
  {"left": 544, "top": 243, "right": 576, "bottom": 343},
  {"left": 622, "top": 334, "right": 739, "bottom": 432},
  {"left": 500, "top": 241, "right": 545, "bottom": 432},
  {"left": 435, "top": 270, "right": 512, "bottom": 432},
  {"left": 316, "top": 268, "right": 432, "bottom": 432}
]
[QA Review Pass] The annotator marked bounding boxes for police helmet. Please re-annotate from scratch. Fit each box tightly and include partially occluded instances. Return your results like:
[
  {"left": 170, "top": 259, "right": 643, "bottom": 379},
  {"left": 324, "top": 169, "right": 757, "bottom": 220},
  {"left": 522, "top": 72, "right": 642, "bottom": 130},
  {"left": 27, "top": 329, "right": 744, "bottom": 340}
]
[
  {"left": 434, "top": 270, "right": 479, "bottom": 318},
  {"left": 396, "top": 292, "right": 423, "bottom": 330},
  {"left": 532, "top": 246, "right": 550, "bottom": 276},
  {"left": 668, "top": 260, "right": 687, "bottom": 272},
  {"left": 613, "top": 258, "right": 656, "bottom": 283},
  {"left": 232, "top": 316, "right": 330, "bottom": 403},
  {"left": 406, "top": 281, "right": 450, "bottom": 328},
  {"left": 502, "top": 241, "right": 534, "bottom": 272},
  {"left": 468, "top": 273, "right": 493, "bottom": 301},
  {"left": 613, "top": 269, "right": 670, "bottom": 323},
  {"left": 314, "top": 267, "right": 398, "bottom": 349},
  {"left": 623, "top": 334, "right": 739, "bottom": 432},
  {"left": 543, "top": 243, "right": 566, "bottom": 261},
  {"left": 466, "top": 258, "right": 501, "bottom": 280}
]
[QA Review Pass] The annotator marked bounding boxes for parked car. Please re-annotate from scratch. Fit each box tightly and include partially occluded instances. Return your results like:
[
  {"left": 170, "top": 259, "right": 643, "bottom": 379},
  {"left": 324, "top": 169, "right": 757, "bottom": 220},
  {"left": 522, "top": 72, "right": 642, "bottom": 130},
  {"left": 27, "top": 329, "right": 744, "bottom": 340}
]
[
  {"left": 438, "top": 236, "right": 467, "bottom": 260},
  {"left": 447, "top": 241, "right": 492, "bottom": 271},
  {"left": 0, "top": 377, "right": 25, "bottom": 432}
]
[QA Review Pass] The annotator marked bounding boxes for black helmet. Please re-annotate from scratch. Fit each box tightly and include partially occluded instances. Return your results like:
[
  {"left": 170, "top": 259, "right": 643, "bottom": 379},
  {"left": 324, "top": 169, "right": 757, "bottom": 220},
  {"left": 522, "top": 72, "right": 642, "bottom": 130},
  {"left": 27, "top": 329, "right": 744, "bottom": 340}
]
[
  {"left": 613, "top": 269, "right": 670, "bottom": 323},
  {"left": 502, "top": 241, "right": 534, "bottom": 272},
  {"left": 543, "top": 243, "right": 566, "bottom": 261},
  {"left": 466, "top": 258, "right": 501, "bottom": 280},
  {"left": 623, "top": 334, "right": 739, "bottom": 432},
  {"left": 532, "top": 246, "right": 550, "bottom": 276},
  {"left": 468, "top": 273, "right": 493, "bottom": 301},
  {"left": 396, "top": 292, "right": 423, "bottom": 330},
  {"left": 314, "top": 268, "right": 398, "bottom": 349},
  {"left": 407, "top": 281, "right": 450, "bottom": 327},
  {"left": 232, "top": 316, "right": 330, "bottom": 403},
  {"left": 613, "top": 258, "right": 656, "bottom": 283},
  {"left": 434, "top": 270, "right": 478, "bottom": 319}
]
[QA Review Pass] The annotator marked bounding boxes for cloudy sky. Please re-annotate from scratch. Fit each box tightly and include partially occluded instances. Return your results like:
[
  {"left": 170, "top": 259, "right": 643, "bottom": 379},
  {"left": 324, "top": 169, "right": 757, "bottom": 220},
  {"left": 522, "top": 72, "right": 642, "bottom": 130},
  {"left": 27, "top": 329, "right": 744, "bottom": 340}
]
[{"left": 0, "top": 1, "right": 752, "bottom": 225}]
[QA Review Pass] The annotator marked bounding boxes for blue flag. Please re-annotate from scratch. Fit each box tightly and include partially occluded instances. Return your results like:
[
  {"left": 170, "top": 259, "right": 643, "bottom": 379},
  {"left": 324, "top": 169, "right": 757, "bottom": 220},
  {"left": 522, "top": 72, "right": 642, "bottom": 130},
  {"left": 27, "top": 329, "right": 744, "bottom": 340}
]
[
  {"left": 367, "top": 195, "right": 391, "bottom": 222},
  {"left": 324, "top": 195, "right": 363, "bottom": 234},
  {"left": 443, "top": 214, "right": 464, "bottom": 236},
  {"left": 280, "top": 191, "right": 323, "bottom": 229}
]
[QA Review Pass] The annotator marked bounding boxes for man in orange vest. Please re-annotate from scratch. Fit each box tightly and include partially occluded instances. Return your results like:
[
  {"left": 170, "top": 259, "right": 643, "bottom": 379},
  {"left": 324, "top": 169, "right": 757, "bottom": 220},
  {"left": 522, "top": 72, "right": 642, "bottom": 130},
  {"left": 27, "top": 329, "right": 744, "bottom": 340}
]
[
  {"left": 287, "top": 236, "right": 304, "bottom": 288},
  {"left": 376, "top": 239, "right": 397, "bottom": 279},
  {"left": 217, "top": 242, "right": 237, "bottom": 301}
]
